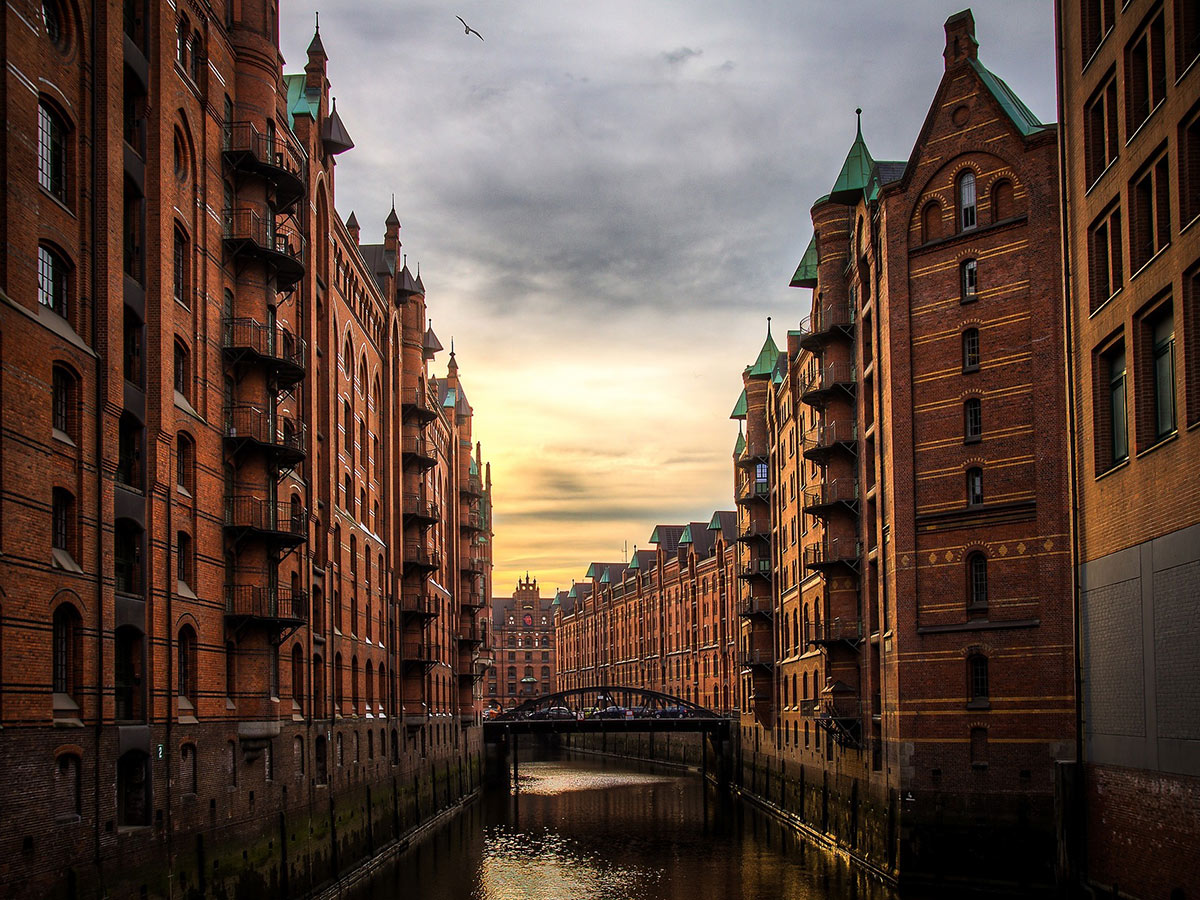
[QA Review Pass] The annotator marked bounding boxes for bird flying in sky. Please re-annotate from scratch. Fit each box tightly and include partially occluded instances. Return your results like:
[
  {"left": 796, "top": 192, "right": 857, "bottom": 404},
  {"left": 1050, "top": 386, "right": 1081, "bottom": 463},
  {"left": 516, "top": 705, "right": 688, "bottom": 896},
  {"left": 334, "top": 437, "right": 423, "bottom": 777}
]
[{"left": 456, "top": 16, "right": 484, "bottom": 41}]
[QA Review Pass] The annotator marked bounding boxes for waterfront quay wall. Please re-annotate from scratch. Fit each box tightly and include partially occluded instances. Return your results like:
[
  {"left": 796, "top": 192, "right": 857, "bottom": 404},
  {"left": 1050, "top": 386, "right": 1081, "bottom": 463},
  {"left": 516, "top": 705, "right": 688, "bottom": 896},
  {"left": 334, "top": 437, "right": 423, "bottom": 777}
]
[{"left": 0, "top": 722, "right": 482, "bottom": 900}]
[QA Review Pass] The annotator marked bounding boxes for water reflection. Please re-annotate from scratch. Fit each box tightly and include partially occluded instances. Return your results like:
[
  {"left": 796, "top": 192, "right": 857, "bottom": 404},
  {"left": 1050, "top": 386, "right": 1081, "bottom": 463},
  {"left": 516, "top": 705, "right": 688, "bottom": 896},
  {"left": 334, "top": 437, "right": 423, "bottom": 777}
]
[{"left": 348, "top": 754, "right": 890, "bottom": 900}]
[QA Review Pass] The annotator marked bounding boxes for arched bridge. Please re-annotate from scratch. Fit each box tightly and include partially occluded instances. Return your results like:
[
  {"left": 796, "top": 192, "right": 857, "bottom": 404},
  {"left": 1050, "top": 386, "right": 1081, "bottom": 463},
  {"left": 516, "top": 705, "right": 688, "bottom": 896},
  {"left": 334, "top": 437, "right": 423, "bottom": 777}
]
[{"left": 483, "top": 686, "right": 732, "bottom": 741}]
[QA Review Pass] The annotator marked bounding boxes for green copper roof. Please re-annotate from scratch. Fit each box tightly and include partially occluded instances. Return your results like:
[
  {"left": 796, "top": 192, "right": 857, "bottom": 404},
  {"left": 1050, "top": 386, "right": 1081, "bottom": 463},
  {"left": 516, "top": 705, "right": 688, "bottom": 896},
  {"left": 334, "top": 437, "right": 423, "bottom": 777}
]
[
  {"left": 790, "top": 235, "right": 819, "bottom": 288},
  {"left": 599, "top": 567, "right": 611, "bottom": 584},
  {"left": 443, "top": 389, "right": 457, "bottom": 408},
  {"left": 551, "top": 594, "right": 561, "bottom": 606},
  {"left": 469, "top": 457, "right": 479, "bottom": 476},
  {"left": 628, "top": 553, "right": 640, "bottom": 571},
  {"left": 733, "top": 429, "right": 746, "bottom": 457},
  {"left": 283, "top": 74, "right": 319, "bottom": 130},
  {"left": 679, "top": 524, "right": 693, "bottom": 545},
  {"left": 730, "top": 389, "right": 747, "bottom": 420},
  {"left": 829, "top": 111, "right": 874, "bottom": 204},
  {"left": 748, "top": 320, "right": 780, "bottom": 377},
  {"left": 567, "top": 583, "right": 578, "bottom": 598},
  {"left": 969, "top": 58, "right": 1049, "bottom": 137},
  {"left": 707, "top": 511, "right": 723, "bottom": 531}
]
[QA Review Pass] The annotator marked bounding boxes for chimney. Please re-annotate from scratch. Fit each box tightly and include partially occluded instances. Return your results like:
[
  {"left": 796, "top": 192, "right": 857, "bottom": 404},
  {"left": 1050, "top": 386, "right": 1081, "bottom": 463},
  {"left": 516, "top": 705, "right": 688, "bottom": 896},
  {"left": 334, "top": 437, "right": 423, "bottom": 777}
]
[{"left": 943, "top": 9, "right": 978, "bottom": 69}]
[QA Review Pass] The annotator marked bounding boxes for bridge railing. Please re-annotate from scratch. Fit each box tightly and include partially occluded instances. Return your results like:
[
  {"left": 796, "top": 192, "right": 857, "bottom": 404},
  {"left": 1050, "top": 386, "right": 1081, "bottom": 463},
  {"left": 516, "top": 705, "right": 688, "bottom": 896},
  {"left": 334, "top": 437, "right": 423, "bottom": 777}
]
[{"left": 491, "top": 684, "right": 730, "bottom": 723}]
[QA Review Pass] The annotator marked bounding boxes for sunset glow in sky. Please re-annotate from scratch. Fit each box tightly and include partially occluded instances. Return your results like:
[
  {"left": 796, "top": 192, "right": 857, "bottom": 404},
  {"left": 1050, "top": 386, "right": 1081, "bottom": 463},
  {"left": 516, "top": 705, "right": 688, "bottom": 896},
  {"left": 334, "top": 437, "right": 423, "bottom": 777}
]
[{"left": 280, "top": 1, "right": 1057, "bottom": 595}]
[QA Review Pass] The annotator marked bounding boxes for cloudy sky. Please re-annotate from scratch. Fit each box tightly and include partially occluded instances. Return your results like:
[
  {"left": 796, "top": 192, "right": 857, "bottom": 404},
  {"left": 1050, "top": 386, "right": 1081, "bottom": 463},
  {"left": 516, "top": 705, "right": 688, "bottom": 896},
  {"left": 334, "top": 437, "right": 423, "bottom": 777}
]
[{"left": 280, "top": 1, "right": 1058, "bottom": 598}]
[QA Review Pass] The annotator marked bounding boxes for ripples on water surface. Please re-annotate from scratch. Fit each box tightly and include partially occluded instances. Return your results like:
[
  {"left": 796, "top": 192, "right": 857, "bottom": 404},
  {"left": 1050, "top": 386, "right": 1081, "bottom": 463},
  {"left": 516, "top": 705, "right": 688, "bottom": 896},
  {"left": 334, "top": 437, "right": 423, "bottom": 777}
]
[{"left": 349, "top": 754, "right": 894, "bottom": 900}]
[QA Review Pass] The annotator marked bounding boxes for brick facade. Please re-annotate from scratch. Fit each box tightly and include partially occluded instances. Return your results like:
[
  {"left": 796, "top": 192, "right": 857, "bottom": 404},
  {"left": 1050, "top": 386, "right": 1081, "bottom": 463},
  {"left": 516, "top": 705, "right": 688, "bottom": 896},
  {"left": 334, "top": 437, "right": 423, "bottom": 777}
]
[
  {"left": 0, "top": 1, "right": 492, "bottom": 896},
  {"left": 488, "top": 575, "right": 556, "bottom": 710}
]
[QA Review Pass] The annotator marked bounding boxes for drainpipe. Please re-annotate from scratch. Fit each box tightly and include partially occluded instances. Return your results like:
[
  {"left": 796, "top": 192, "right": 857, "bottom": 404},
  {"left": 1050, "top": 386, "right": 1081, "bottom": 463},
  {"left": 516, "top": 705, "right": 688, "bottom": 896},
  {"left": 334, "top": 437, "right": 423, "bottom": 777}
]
[{"left": 90, "top": 0, "right": 104, "bottom": 886}]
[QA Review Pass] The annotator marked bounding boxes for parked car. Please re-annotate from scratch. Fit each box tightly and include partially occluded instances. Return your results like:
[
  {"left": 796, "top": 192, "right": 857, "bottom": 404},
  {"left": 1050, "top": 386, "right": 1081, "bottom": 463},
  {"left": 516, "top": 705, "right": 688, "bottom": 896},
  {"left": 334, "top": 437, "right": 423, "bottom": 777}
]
[
  {"left": 626, "top": 706, "right": 654, "bottom": 718},
  {"left": 590, "top": 706, "right": 628, "bottom": 719},
  {"left": 653, "top": 706, "right": 695, "bottom": 719},
  {"left": 527, "top": 706, "right": 575, "bottom": 720}
]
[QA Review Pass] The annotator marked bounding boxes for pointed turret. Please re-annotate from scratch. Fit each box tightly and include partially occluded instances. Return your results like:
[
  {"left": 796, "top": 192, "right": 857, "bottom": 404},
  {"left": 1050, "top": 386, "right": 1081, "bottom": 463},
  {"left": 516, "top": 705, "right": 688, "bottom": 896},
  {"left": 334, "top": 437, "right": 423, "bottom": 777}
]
[
  {"left": 829, "top": 110, "right": 874, "bottom": 205},
  {"left": 322, "top": 97, "right": 355, "bottom": 155},
  {"left": 790, "top": 234, "right": 819, "bottom": 288},
  {"left": 747, "top": 317, "right": 780, "bottom": 378},
  {"left": 346, "top": 211, "right": 360, "bottom": 244},
  {"left": 305, "top": 16, "right": 327, "bottom": 94}
]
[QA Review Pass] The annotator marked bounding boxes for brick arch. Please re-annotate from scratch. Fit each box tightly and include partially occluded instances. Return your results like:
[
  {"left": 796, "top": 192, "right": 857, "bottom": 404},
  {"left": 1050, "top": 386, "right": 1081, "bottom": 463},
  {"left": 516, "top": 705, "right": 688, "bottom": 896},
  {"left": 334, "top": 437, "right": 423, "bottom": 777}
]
[
  {"left": 907, "top": 151, "right": 1018, "bottom": 234},
  {"left": 49, "top": 586, "right": 86, "bottom": 615}
]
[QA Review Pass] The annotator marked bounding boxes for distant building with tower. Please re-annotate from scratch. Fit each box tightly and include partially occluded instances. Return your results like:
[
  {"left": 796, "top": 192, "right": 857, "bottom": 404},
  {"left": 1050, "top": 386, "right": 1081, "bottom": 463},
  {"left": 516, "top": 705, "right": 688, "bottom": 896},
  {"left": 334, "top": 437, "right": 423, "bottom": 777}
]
[{"left": 490, "top": 575, "right": 557, "bottom": 708}]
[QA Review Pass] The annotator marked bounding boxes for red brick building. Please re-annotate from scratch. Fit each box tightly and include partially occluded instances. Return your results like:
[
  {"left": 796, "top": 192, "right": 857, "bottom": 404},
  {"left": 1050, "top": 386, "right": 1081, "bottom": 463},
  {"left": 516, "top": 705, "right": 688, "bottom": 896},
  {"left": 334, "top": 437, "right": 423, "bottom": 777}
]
[
  {"left": 0, "top": 1, "right": 492, "bottom": 896},
  {"left": 489, "top": 575, "right": 556, "bottom": 709},
  {"left": 1056, "top": 1, "right": 1200, "bottom": 897},
  {"left": 554, "top": 513, "right": 739, "bottom": 714},
  {"left": 731, "top": 11, "right": 1075, "bottom": 886}
]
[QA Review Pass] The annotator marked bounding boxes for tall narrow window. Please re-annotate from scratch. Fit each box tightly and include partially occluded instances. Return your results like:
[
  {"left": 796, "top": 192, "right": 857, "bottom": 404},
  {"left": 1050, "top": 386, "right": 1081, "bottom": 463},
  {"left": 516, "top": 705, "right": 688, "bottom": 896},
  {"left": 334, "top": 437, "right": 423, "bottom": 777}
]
[
  {"left": 1180, "top": 0, "right": 1200, "bottom": 77},
  {"left": 124, "top": 308, "right": 144, "bottom": 386},
  {"left": 966, "top": 467, "right": 983, "bottom": 506},
  {"left": 1152, "top": 310, "right": 1176, "bottom": 439},
  {"left": 1081, "top": 0, "right": 1115, "bottom": 63},
  {"left": 960, "top": 259, "right": 978, "bottom": 302},
  {"left": 176, "top": 17, "right": 189, "bottom": 69},
  {"left": 114, "top": 519, "right": 143, "bottom": 594},
  {"left": 117, "top": 413, "right": 143, "bottom": 488},
  {"left": 1125, "top": 11, "right": 1166, "bottom": 135},
  {"left": 173, "top": 340, "right": 190, "bottom": 402},
  {"left": 1088, "top": 204, "right": 1123, "bottom": 311},
  {"left": 38, "top": 102, "right": 67, "bottom": 201},
  {"left": 38, "top": 245, "right": 68, "bottom": 317},
  {"left": 967, "top": 553, "right": 988, "bottom": 611},
  {"left": 176, "top": 432, "right": 194, "bottom": 493},
  {"left": 1107, "top": 346, "right": 1129, "bottom": 466},
  {"left": 176, "top": 531, "right": 193, "bottom": 587},
  {"left": 52, "top": 604, "right": 80, "bottom": 696},
  {"left": 1085, "top": 72, "right": 1120, "bottom": 187},
  {"left": 958, "top": 171, "right": 977, "bottom": 231},
  {"left": 52, "top": 365, "right": 74, "bottom": 437},
  {"left": 1130, "top": 151, "right": 1171, "bottom": 271},
  {"left": 291, "top": 643, "right": 304, "bottom": 712},
  {"left": 963, "top": 328, "right": 981, "bottom": 371},
  {"left": 172, "top": 227, "right": 188, "bottom": 307},
  {"left": 964, "top": 398, "right": 982, "bottom": 443},
  {"left": 970, "top": 727, "right": 988, "bottom": 767},
  {"left": 177, "top": 626, "right": 197, "bottom": 706},
  {"left": 52, "top": 487, "right": 73, "bottom": 555},
  {"left": 968, "top": 654, "right": 990, "bottom": 706},
  {"left": 42, "top": 0, "right": 64, "bottom": 46},
  {"left": 921, "top": 201, "right": 942, "bottom": 243}
]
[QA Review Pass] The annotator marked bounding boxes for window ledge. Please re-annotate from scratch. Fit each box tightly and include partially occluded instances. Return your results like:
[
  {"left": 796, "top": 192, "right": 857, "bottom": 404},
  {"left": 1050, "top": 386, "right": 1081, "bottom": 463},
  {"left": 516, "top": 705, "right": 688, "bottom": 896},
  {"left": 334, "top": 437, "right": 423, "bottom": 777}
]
[
  {"left": 52, "top": 548, "right": 84, "bottom": 573},
  {"left": 177, "top": 484, "right": 192, "bottom": 499},
  {"left": 176, "top": 580, "right": 197, "bottom": 600},
  {"left": 971, "top": 761, "right": 990, "bottom": 770},
  {"left": 52, "top": 428, "right": 76, "bottom": 448},
  {"left": 174, "top": 392, "right": 201, "bottom": 419},
  {"left": 1088, "top": 286, "right": 1123, "bottom": 320},
  {"left": 1125, "top": 99, "right": 1165, "bottom": 149},
  {"left": 966, "top": 699, "right": 991, "bottom": 710},
  {"left": 1136, "top": 430, "right": 1178, "bottom": 459},
  {"left": 1129, "top": 243, "right": 1171, "bottom": 283},
  {"left": 1095, "top": 457, "right": 1130, "bottom": 480}
]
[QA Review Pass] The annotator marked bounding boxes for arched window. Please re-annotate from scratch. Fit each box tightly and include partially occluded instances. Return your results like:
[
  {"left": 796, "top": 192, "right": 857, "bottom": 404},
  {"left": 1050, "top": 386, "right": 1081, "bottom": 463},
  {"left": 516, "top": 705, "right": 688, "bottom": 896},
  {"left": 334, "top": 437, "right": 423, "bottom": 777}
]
[
  {"left": 359, "top": 358, "right": 368, "bottom": 398},
  {"left": 921, "top": 200, "right": 942, "bottom": 243},
  {"left": 962, "top": 328, "right": 981, "bottom": 372},
  {"left": 42, "top": 1, "right": 65, "bottom": 47},
  {"left": 958, "top": 170, "right": 977, "bottom": 230},
  {"left": 293, "top": 735, "right": 305, "bottom": 778},
  {"left": 52, "top": 364, "right": 76, "bottom": 438},
  {"left": 312, "top": 585, "right": 325, "bottom": 633},
  {"left": 342, "top": 337, "right": 353, "bottom": 381},
  {"left": 967, "top": 553, "right": 988, "bottom": 610},
  {"left": 38, "top": 244, "right": 69, "bottom": 317},
  {"left": 173, "top": 339, "right": 191, "bottom": 401},
  {"left": 365, "top": 660, "right": 374, "bottom": 707},
  {"left": 176, "top": 432, "right": 194, "bottom": 492},
  {"left": 52, "top": 487, "right": 75, "bottom": 559},
  {"left": 313, "top": 654, "right": 326, "bottom": 719},
  {"left": 177, "top": 625, "right": 197, "bottom": 707},
  {"left": 176, "top": 530, "right": 193, "bottom": 587},
  {"left": 38, "top": 101, "right": 68, "bottom": 201},
  {"left": 351, "top": 655, "right": 360, "bottom": 709},
  {"left": 966, "top": 467, "right": 984, "bottom": 506},
  {"left": 968, "top": 654, "right": 989, "bottom": 705},
  {"left": 334, "top": 652, "right": 344, "bottom": 711},
  {"left": 964, "top": 398, "right": 982, "bottom": 443},
  {"left": 52, "top": 603, "right": 81, "bottom": 698},
  {"left": 991, "top": 179, "right": 1014, "bottom": 222},
  {"left": 960, "top": 258, "right": 978, "bottom": 302}
]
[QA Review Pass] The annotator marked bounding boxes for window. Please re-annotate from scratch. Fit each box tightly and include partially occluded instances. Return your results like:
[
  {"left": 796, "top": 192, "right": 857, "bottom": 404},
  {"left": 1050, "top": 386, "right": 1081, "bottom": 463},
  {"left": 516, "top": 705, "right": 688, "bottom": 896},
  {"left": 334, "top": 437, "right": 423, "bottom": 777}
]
[
  {"left": 55, "top": 753, "right": 81, "bottom": 820},
  {"left": 962, "top": 328, "right": 980, "bottom": 372},
  {"left": 1150, "top": 307, "right": 1177, "bottom": 439},
  {"left": 1125, "top": 10, "right": 1166, "bottom": 136},
  {"left": 958, "top": 171, "right": 977, "bottom": 231},
  {"left": 176, "top": 17, "right": 189, "bottom": 69},
  {"left": 52, "top": 365, "right": 75, "bottom": 437},
  {"left": 1187, "top": 266, "right": 1200, "bottom": 427},
  {"left": 117, "top": 413, "right": 142, "bottom": 488},
  {"left": 176, "top": 531, "right": 193, "bottom": 587},
  {"left": 114, "top": 519, "right": 143, "bottom": 594},
  {"left": 38, "top": 102, "right": 68, "bottom": 201},
  {"left": 1130, "top": 151, "right": 1171, "bottom": 271},
  {"left": 970, "top": 727, "right": 988, "bottom": 767},
  {"left": 42, "top": 0, "right": 64, "bottom": 47},
  {"left": 966, "top": 467, "right": 983, "bottom": 506},
  {"left": 1100, "top": 343, "right": 1130, "bottom": 468},
  {"left": 1081, "top": 0, "right": 1115, "bottom": 63},
  {"left": 52, "top": 488, "right": 73, "bottom": 554},
  {"left": 52, "top": 604, "right": 81, "bottom": 696},
  {"left": 1084, "top": 71, "right": 1119, "bottom": 187},
  {"left": 1179, "top": 0, "right": 1200, "bottom": 77},
  {"left": 123, "top": 308, "right": 144, "bottom": 387},
  {"left": 189, "top": 32, "right": 203, "bottom": 83},
  {"left": 177, "top": 626, "right": 197, "bottom": 706},
  {"left": 960, "top": 259, "right": 978, "bottom": 302},
  {"left": 964, "top": 398, "right": 982, "bottom": 443},
  {"left": 172, "top": 227, "right": 188, "bottom": 307},
  {"left": 968, "top": 654, "right": 989, "bottom": 706},
  {"left": 1088, "top": 204, "right": 1124, "bottom": 311},
  {"left": 38, "top": 245, "right": 68, "bottom": 317},
  {"left": 173, "top": 340, "right": 190, "bottom": 402},
  {"left": 967, "top": 553, "right": 988, "bottom": 611},
  {"left": 359, "top": 419, "right": 367, "bottom": 466},
  {"left": 117, "top": 751, "right": 150, "bottom": 826},
  {"left": 1181, "top": 108, "right": 1200, "bottom": 228},
  {"left": 176, "top": 432, "right": 194, "bottom": 493}
]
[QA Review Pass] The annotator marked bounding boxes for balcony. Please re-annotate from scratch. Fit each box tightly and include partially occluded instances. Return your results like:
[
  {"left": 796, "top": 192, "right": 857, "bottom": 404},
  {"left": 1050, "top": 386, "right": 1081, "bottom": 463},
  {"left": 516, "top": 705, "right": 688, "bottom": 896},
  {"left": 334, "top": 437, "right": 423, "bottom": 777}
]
[
  {"left": 401, "top": 640, "right": 439, "bottom": 672},
  {"left": 460, "top": 510, "right": 487, "bottom": 533},
  {"left": 402, "top": 492, "right": 439, "bottom": 527},
  {"left": 458, "top": 620, "right": 485, "bottom": 648},
  {"left": 224, "top": 496, "right": 306, "bottom": 548},
  {"left": 400, "top": 434, "right": 437, "bottom": 469},
  {"left": 460, "top": 589, "right": 487, "bottom": 611},
  {"left": 460, "top": 473, "right": 483, "bottom": 497},
  {"left": 803, "top": 694, "right": 863, "bottom": 748},
  {"left": 799, "top": 361, "right": 856, "bottom": 406},
  {"left": 462, "top": 554, "right": 487, "bottom": 575},
  {"left": 803, "top": 538, "right": 861, "bottom": 572},
  {"left": 802, "top": 478, "right": 859, "bottom": 516},
  {"left": 738, "top": 518, "right": 769, "bottom": 543},
  {"left": 222, "top": 122, "right": 307, "bottom": 212},
  {"left": 225, "top": 584, "right": 307, "bottom": 629},
  {"left": 222, "top": 318, "right": 306, "bottom": 388},
  {"left": 403, "top": 542, "right": 440, "bottom": 572},
  {"left": 401, "top": 387, "right": 439, "bottom": 423},
  {"left": 807, "top": 618, "right": 864, "bottom": 649},
  {"left": 222, "top": 207, "right": 306, "bottom": 291},
  {"left": 224, "top": 405, "right": 306, "bottom": 469},
  {"left": 735, "top": 439, "right": 768, "bottom": 470},
  {"left": 398, "top": 591, "right": 437, "bottom": 621},
  {"left": 798, "top": 302, "right": 855, "bottom": 351},
  {"left": 739, "top": 648, "right": 774, "bottom": 670},
  {"left": 737, "top": 595, "right": 774, "bottom": 618},
  {"left": 736, "top": 479, "right": 770, "bottom": 506},
  {"left": 803, "top": 420, "right": 858, "bottom": 462},
  {"left": 738, "top": 557, "right": 772, "bottom": 581}
]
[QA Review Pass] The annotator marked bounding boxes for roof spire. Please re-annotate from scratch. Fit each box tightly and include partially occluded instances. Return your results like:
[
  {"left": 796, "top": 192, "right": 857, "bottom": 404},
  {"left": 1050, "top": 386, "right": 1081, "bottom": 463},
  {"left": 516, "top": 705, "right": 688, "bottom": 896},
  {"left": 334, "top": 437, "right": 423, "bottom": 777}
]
[
  {"left": 306, "top": 13, "right": 327, "bottom": 61},
  {"left": 767, "top": 315, "right": 772, "bottom": 337}
]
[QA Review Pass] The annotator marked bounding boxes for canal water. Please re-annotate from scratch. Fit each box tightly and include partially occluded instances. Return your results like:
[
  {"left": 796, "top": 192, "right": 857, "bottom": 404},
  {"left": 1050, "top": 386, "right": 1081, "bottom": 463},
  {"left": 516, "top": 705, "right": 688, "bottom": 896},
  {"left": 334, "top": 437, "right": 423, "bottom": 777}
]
[{"left": 343, "top": 752, "right": 902, "bottom": 900}]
